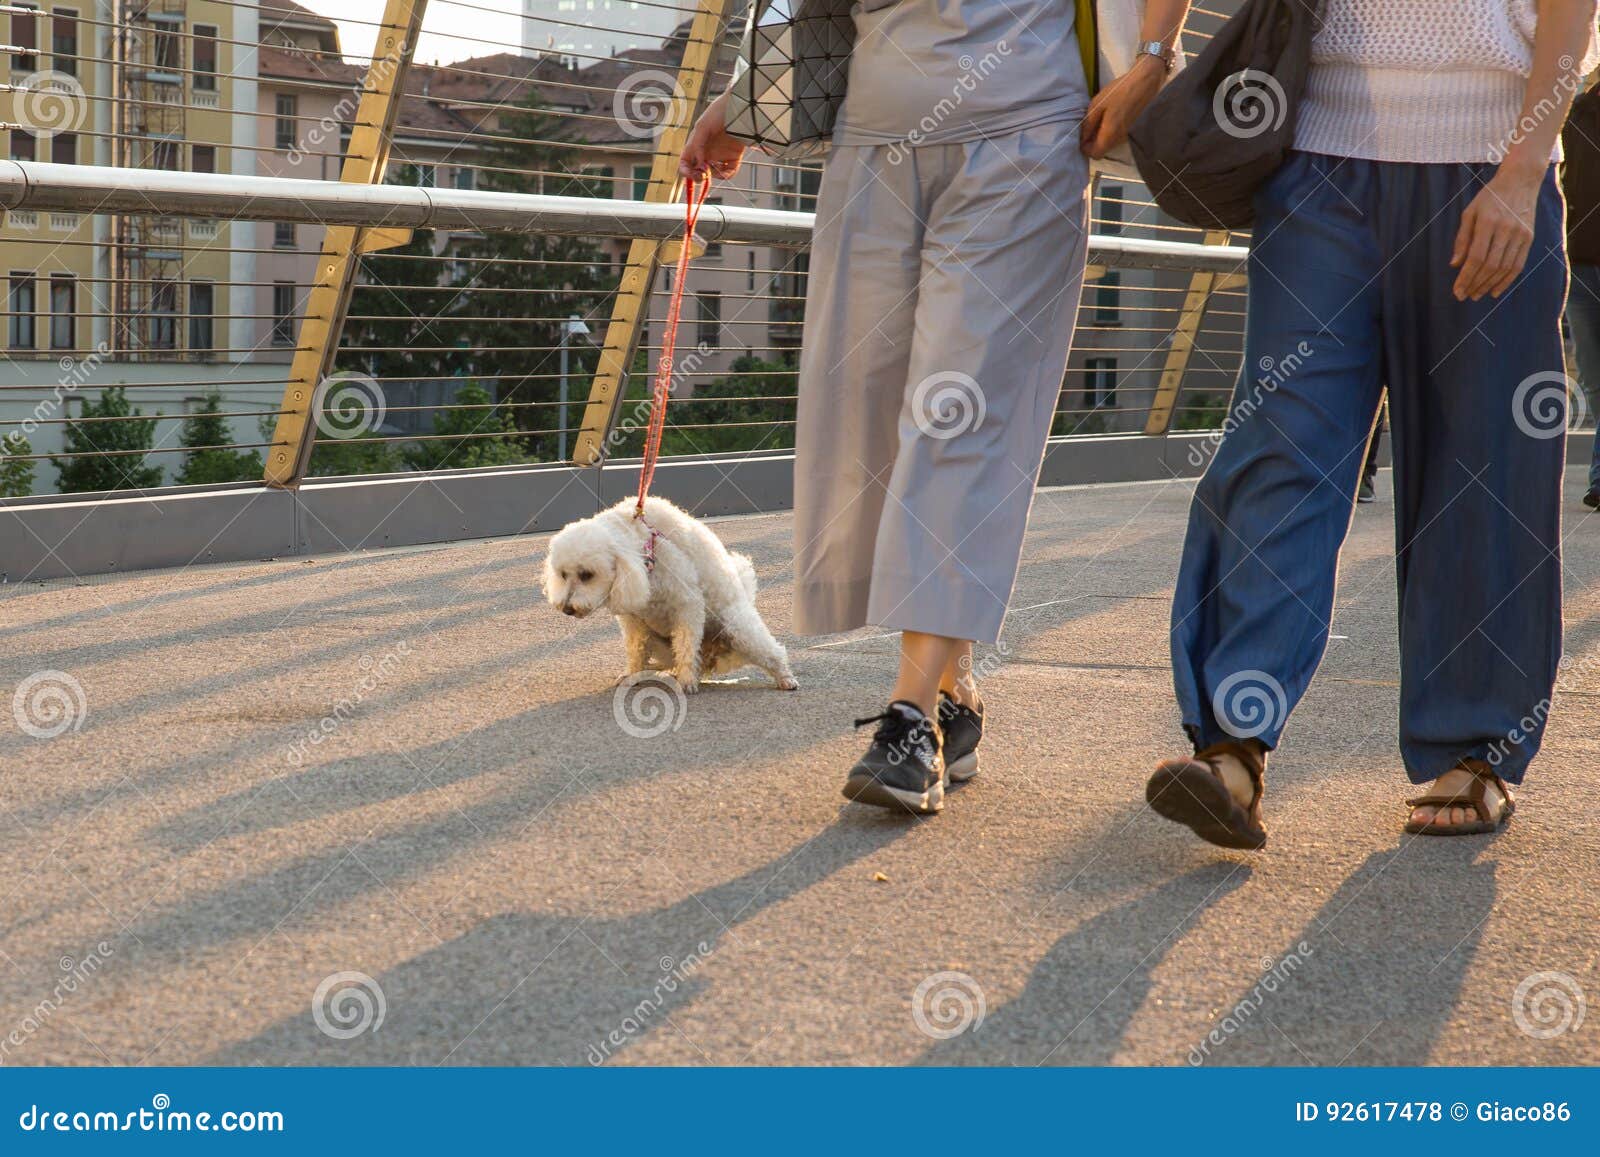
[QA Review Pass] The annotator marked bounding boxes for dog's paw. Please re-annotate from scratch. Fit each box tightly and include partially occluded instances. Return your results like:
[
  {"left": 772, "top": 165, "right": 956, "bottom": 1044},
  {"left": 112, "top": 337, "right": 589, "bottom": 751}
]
[
  {"left": 775, "top": 674, "right": 800, "bottom": 691},
  {"left": 667, "top": 670, "right": 701, "bottom": 694}
]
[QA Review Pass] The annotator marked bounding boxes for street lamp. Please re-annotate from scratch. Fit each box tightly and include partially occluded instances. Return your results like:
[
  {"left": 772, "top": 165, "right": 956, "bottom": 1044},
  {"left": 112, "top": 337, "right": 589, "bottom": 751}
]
[{"left": 558, "top": 315, "right": 592, "bottom": 461}]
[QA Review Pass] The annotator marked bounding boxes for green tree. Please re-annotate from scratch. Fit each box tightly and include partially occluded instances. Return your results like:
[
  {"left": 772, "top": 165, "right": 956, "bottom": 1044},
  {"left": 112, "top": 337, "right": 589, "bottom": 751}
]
[
  {"left": 654, "top": 355, "right": 799, "bottom": 457},
  {"left": 307, "top": 434, "right": 400, "bottom": 478},
  {"left": 402, "top": 381, "right": 528, "bottom": 472},
  {"left": 53, "top": 387, "right": 164, "bottom": 493},
  {"left": 0, "top": 431, "right": 37, "bottom": 497},
  {"left": 175, "top": 389, "right": 263, "bottom": 485},
  {"left": 447, "top": 94, "right": 609, "bottom": 462}
]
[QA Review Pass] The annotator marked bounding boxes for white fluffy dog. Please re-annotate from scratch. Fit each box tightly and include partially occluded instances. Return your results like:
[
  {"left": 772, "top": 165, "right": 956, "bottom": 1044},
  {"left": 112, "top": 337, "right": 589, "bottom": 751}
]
[{"left": 543, "top": 496, "right": 798, "bottom": 693}]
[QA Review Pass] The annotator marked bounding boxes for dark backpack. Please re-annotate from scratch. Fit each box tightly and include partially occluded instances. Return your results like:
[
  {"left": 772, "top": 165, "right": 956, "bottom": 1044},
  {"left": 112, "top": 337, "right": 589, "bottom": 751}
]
[{"left": 1128, "top": 0, "right": 1321, "bottom": 229}]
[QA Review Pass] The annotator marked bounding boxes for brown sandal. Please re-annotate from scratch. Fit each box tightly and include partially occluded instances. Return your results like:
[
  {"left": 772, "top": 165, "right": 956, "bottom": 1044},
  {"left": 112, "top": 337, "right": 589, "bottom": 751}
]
[
  {"left": 1403, "top": 759, "right": 1515, "bottom": 836},
  {"left": 1146, "top": 740, "right": 1267, "bottom": 850}
]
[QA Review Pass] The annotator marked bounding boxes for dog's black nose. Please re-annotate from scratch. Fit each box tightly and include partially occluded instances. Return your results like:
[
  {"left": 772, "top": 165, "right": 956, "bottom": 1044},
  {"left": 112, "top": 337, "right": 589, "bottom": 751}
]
[{"left": 561, "top": 606, "right": 577, "bottom": 616}]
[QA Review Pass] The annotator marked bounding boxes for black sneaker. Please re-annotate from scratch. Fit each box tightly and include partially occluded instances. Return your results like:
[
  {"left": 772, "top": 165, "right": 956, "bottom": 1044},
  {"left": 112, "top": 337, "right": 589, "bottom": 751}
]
[
  {"left": 1584, "top": 488, "right": 1600, "bottom": 510},
  {"left": 842, "top": 700, "right": 945, "bottom": 814},
  {"left": 937, "top": 691, "right": 983, "bottom": 784}
]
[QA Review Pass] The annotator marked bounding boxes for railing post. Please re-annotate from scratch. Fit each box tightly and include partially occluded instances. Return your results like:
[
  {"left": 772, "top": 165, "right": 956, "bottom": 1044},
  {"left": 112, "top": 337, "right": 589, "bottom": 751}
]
[
  {"left": 1144, "top": 229, "right": 1233, "bottom": 436},
  {"left": 570, "top": 0, "right": 736, "bottom": 467},
  {"left": 262, "top": 0, "right": 426, "bottom": 489}
]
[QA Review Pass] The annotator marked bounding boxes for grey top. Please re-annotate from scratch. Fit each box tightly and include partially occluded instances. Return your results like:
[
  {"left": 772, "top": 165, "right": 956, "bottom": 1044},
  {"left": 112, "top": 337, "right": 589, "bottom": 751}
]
[{"left": 833, "top": 0, "right": 1089, "bottom": 147}]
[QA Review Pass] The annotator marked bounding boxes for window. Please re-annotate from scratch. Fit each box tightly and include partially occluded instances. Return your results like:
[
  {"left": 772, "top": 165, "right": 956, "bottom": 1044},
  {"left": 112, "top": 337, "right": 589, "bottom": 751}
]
[
  {"left": 632, "top": 163, "right": 651, "bottom": 201},
  {"left": 414, "top": 163, "right": 437, "bottom": 188},
  {"left": 1093, "top": 270, "right": 1121, "bottom": 326},
  {"left": 1084, "top": 357, "right": 1117, "bottom": 409},
  {"left": 275, "top": 94, "right": 298, "bottom": 150},
  {"left": 191, "top": 144, "right": 215, "bottom": 173},
  {"left": 150, "top": 280, "right": 178, "bottom": 350},
  {"left": 747, "top": 250, "right": 756, "bottom": 293},
  {"left": 192, "top": 25, "right": 218, "bottom": 91},
  {"left": 49, "top": 274, "right": 74, "bottom": 351},
  {"left": 453, "top": 165, "right": 474, "bottom": 190},
  {"left": 51, "top": 9, "right": 76, "bottom": 76},
  {"left": 152, "top": 25, "right": 181, "bottom": 74},
  {"left": 274, "top": 221, "right": 296, "bottom": 248},
  {"left": 150, "top": 138, "right": 180, "bottom": 170},
  {"left": 9, "top": 132, "right": 36, "bottom": 162},
  {"left": 51, "top": 132, "right": 76, "bottom": 164},
  {"left": 271, "top": 282, "right": 295, "bottom": 345},
  {"left": 13, "top": 6, "right": 37, "bottom": 73},
  {"left": 579, "top": 164, "right": 613, "bottom": 198},
  {"left": 696, "top": 291, "right": 721, "bottom": 347},
  {"left": 1098, "top": 183, "right": 1124, "bottom": 235},
  {"left": 8, "top": 274, "right": 37, "bottom": 350},
  {"left": 188, "top": 282, "right": 214, "bottom": 353}
]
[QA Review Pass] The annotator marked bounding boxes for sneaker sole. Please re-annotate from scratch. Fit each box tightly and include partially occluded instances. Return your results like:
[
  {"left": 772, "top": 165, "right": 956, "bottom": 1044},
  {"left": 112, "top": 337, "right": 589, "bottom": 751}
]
[
  {"left": 946, "top": 751, "right": 979, "bottom": 783},
  {"left": 842, "top": 772, "right": 945, "bottom": 815}
]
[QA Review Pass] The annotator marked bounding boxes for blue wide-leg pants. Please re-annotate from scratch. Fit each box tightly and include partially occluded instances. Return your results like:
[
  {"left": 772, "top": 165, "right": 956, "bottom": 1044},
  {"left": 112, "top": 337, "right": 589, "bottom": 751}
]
[{"left": 1171, "top": 152, "right": 1568, "bottom": 785}]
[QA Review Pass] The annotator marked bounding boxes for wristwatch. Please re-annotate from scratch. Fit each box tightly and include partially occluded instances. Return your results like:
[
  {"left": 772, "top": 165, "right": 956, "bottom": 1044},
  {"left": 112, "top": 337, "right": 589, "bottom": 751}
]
[{"left": 1135, "top": 40, "right": 1175, "bottom": 72}]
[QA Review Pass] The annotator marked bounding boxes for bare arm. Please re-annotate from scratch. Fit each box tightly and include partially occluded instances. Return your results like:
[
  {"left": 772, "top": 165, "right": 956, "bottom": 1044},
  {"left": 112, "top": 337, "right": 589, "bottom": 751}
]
[
  {"left": 1080, "top": 0, "right": 1193, "bottom": 158},
  {"left": 1452, "top": 0, "right": 1597, "bottom": 300}
]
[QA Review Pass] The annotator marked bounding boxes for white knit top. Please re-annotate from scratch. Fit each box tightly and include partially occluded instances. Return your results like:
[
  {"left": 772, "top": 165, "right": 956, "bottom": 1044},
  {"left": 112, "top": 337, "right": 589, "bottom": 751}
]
[{"left": 1293, "top": 0, "right": 1600, "bottom": 163}]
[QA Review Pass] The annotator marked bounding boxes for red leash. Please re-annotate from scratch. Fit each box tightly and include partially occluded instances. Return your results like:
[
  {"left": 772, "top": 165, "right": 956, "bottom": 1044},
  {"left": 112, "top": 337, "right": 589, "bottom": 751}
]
[{"left": 635, "top": 174, "right": 712, "bottom": 522}]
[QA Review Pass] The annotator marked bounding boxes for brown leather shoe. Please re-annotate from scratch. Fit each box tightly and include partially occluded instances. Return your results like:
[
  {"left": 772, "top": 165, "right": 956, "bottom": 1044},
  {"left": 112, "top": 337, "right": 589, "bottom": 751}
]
[{"left": 1145, "top": 740, "right": 1267, "bottom": 850}]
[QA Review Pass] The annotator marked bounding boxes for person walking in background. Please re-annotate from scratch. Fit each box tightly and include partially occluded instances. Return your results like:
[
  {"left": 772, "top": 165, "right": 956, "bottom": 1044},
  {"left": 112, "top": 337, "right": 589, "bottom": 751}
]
[
  {"left": 1145, "top": 0, "right": 1599, "bottom": 848},
  {"left": 684, "top": 1, "right": 1192, "bottom": 814},
  {"left": 1562, "top": 80, "right": 1600, "bottom": 509}
]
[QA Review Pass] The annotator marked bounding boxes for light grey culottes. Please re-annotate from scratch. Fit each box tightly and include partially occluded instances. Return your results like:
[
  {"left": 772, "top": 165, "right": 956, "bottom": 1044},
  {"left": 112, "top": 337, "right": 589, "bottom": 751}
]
[{"left": 792, "top": 120, "right": 1091, "bottom": 644}]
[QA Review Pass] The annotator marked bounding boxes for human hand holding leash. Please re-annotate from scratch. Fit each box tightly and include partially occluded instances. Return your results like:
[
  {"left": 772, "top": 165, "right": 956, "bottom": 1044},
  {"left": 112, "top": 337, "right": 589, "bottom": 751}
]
[{"left": 680, "top": 92, "right": 748, "bottom": 181}]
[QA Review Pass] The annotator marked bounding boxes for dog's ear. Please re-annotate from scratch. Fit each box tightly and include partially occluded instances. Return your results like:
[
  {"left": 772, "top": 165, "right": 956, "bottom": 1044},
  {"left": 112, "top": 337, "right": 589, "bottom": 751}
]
[
  {"left": 608, "top": 537, "right": 651, "bottom": 609},
  {"left": 540, "top": 553, "right": 559, "bottom": 602}
]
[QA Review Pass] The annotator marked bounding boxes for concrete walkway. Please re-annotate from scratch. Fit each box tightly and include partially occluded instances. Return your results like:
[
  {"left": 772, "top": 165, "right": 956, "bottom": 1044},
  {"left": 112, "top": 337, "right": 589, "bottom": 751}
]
[{"left": 2, "top": 471, "right": 1597, "bottom": 1066}]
